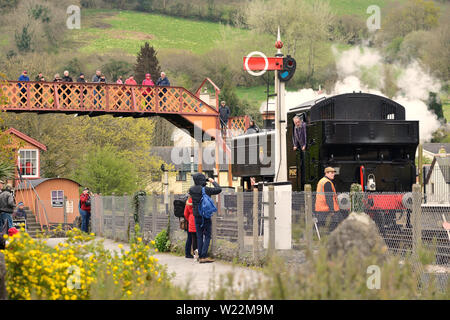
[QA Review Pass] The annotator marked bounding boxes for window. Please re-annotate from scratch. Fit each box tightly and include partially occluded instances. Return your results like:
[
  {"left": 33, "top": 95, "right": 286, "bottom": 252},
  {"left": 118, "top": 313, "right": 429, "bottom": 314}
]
[
  {"left": 19, "top": 149, "right": 38, "bottom": 177},
  {"left": 176, "top": 171, "right": 187, "bottom": 181},
  {"left": 51, "top": 190, "right": 64, "bottom": 207}
]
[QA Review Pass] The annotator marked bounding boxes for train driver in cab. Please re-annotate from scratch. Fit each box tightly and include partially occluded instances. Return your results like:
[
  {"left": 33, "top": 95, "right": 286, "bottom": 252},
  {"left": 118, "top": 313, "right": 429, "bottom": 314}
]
[{"left": 293, "top": 113, "right": 307, "bottom": 188}]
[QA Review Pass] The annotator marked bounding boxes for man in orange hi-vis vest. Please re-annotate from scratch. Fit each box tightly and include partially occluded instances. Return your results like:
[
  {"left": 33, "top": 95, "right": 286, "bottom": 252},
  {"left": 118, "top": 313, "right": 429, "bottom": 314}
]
[{"left": 315, "top": 167, "right": 340, "bottom": 232}]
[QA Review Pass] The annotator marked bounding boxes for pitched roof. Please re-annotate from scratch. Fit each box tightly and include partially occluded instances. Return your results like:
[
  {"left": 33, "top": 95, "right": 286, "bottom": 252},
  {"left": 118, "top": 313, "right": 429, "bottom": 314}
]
[
  {"left": 5, "top": 127, "right": 47, "bottom": 151},
  {"left": 423, "top": 143, "right": 450, "bottom": 155},
  {"left": 16, "top": 177, "right": 81, "bottom": 190},
  {"left": 436, "top": 156, "right": 450, "bottom": 183},
  {"left": 425, "top": 155, "right": 450, "bottom": 184}
]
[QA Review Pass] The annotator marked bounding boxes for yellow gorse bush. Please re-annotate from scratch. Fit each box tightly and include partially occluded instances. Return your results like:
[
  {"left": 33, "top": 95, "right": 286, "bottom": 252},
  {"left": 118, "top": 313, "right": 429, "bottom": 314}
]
[{"left": 2, "top": 225, "right": 170, "bottom": 300}]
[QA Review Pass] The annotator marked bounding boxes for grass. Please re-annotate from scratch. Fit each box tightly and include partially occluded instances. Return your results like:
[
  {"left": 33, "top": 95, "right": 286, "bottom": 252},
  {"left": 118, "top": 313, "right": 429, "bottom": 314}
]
[
  {"left": 318, "top": 0, "right": 391, "bottom": 16},
  {"left": 236, "top": 85, "right": 273, "bottom": 108},
  {"left": 71, "top": 9, "right": 249, "bottom": 55}
]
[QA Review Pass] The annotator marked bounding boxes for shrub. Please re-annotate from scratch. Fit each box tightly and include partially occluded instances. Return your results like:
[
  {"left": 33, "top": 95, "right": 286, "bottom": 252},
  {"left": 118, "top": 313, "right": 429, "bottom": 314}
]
[
  {"left": 154, "top": 229, "right": 170, "bottom": 252},
  {"left": 3, "top": 224, "right": 172, "bottom": 299}
]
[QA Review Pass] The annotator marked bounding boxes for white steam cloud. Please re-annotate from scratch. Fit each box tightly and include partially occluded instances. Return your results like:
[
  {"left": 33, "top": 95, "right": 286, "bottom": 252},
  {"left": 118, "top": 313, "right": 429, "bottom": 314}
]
[{"left": 265, "top": 46, "right": 442, "bottom": 141}]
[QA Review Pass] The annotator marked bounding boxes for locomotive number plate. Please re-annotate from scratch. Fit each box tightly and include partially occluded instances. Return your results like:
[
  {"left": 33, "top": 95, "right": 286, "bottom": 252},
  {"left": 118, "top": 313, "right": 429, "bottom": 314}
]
[{"left": 289, "top": 166, "right": 297, "bottom": 178}]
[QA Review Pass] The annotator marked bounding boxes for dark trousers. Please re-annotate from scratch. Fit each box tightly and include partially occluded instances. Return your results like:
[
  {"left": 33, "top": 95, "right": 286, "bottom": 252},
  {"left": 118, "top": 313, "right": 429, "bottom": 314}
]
[
  {"left": 195, "top": 215, "right": 212, "bottom": 259},
  {"left": 79, "top": 208, "right": 91, "bottom": 233},
  {"left": 314, "top": 211, "right": 345, "bottom": 233},
  {"left": 185, "top": 231, "right": 198, "bottom": 257}
]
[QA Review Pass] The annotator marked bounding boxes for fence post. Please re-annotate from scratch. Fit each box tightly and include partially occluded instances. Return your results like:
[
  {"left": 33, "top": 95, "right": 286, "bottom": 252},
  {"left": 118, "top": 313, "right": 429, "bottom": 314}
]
[
  {"left": 237, "top": 186, "right": 245, "bottom": 258},
  {"left": 124, "top": 193, "right": 129, "bottom": 241},
  {"left": 63, "top": 196, "right": 68, "bottom": 231},
  {"left": 111, "top": 193, "right": 116, "bottom": 241},
  {"left": 412, "top": 184, "right": 422, "bottom": 256},
  {"left": 99, "top": 193, "right": 103, "bottom": 237},
  {"left": 168, "top": 192, "right": 174, "bottom": 238},
  {"left": 252, "top": 187, "right": 259, "bottom": 263},
  {"left": 268, "top": 185, "right": 275, "bottom": 255},
  {"left": 304, "top": 184, "right": 313, "bottom": 251},
  {"left": 152, "top": 192, "right": 157, "bottom": 238}
]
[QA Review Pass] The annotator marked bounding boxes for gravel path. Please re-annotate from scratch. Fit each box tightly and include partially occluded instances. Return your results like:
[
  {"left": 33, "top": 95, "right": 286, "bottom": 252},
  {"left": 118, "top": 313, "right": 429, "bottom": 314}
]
[{"left": 45, "top": 237, "right": 264, "bottom": 297}]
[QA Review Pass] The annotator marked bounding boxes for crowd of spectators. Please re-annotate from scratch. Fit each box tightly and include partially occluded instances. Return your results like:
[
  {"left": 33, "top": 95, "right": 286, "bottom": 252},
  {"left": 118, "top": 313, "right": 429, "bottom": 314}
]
[
  {"left": 17, "top": 69, "right": 171, "bottom": 87},
  {"left": 15, "top": 69, "right": 172, "bottom": 108}
]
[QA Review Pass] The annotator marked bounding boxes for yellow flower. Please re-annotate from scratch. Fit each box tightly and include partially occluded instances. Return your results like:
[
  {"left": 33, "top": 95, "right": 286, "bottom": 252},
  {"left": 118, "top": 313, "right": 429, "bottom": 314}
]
[{"left": 118, "top": 244, "right": 123, "bottom": 249}]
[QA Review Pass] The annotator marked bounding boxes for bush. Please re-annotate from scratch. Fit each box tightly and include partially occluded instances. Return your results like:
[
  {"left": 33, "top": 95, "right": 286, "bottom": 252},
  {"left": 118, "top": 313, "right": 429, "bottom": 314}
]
[
  {"left": 3, "top": 225, "right": 171, "bottom": 299},
  {"left": 154, "top": 229, "right": 170, "bottom": 252}
]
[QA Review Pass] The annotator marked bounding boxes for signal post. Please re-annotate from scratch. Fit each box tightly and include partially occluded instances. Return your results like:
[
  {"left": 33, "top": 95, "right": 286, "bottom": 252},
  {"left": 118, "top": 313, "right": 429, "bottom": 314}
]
[{"left": 243, "top": 28, "right": 296, "bottom": 250}]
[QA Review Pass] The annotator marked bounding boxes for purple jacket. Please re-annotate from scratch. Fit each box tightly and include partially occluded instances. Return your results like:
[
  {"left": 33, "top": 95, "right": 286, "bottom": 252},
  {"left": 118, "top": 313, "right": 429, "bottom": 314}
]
[{"left": 293, "top": 122, "right": 307, "bottom": 149}]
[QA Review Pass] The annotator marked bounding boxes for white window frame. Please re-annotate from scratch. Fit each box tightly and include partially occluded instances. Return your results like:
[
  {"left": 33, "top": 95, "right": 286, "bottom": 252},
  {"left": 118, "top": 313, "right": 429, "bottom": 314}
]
[
  {"left": 18, "top": 149, "right": 39, "bottom": 178},
  {"left": 51, "top": 190, "right": 64, "bottom": 208}
]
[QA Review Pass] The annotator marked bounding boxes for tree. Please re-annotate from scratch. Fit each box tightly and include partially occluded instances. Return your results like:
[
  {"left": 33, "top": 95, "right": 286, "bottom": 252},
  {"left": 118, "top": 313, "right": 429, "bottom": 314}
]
[
  {"left": 14, "top": 24, "right": 33, "bottom": 53},
  {"left": 245, "top": 0, "right": 334, "bottom": 84},
  {"left": 102, "top": 60, "right": 133, "bottom": 82},
  {"left": 427, "top": 92, "right": 444, "bottom": 121},
  {"left": 73, "top": 146, "right": 140, "bottom": 195},
  {"left": 219, "top": 80, "right": 245, "bottom": 118},
  {"left": 377, "top": 0, "right": 440, "bottom": 45},
  {"left": 134, "top": 42, "right": 161, "bottom": 83}
]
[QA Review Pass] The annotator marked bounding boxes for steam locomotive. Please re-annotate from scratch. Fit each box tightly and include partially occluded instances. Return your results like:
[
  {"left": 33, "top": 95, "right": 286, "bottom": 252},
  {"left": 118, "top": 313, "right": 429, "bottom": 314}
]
[{"left": 232, "top": 92, "right": 419, "bottom": 193}]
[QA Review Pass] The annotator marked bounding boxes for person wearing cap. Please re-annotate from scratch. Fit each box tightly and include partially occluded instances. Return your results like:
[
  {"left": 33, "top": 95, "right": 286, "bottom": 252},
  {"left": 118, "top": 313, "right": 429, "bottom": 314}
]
[
  {"left": 219, "top": 100, "right": 230, "bottom": 136},
  {"left": 79, "top": 187, "right": 92, "bottom": 233},
  {"left": 13, "top": 202, "right": 26, "bottom": 220},
  {"left": 0, "top": 184, "right": 16, "bottom": 231},
  {"left": 142, "top": 73, "right": 155, "bottom": 110},
  {"left": 315, "top": 167, "right": 340, "bottom": 231},
  {"left": 18, "top": 70, "right": 30, "bottom": 106},
  {"left": 77, "top": 73, "right": 86, "bottom": 83}
]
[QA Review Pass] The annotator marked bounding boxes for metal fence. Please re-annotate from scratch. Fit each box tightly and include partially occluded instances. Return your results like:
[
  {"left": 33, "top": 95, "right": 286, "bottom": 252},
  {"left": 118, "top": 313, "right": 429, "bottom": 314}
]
[{"left": 90, "top": 186, "right": 450, "bottom": 267}]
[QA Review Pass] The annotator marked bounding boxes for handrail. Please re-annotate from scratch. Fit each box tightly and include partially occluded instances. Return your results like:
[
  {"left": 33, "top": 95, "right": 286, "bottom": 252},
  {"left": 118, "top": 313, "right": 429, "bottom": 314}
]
[
  {"left": 16, "top": 167, "right": 50, "bottom": 231},
  {"left": 2, "top": 80, "right": 219, "bottom": 115}
]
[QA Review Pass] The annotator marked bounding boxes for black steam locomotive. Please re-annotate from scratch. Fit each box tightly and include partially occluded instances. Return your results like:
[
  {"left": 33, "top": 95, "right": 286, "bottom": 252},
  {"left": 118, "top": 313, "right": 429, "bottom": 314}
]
[{"left": 232, "top": 93, "right": 419, "bottom": 193}]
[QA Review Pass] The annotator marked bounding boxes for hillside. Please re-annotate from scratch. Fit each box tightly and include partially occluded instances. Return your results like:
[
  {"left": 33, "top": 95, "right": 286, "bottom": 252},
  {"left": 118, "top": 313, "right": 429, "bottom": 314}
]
[{"left": 72, "top": 9, "right": 250, "bottom": 55}]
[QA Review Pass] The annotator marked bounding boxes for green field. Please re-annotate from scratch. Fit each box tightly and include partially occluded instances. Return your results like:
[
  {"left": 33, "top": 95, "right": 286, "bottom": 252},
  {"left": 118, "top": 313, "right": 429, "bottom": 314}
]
[
  {"left": 307, "top": 0, "right": 391, "bottom": 16},
  {"left": 72, "top": 10, "right": 249, "bottom": 55}
]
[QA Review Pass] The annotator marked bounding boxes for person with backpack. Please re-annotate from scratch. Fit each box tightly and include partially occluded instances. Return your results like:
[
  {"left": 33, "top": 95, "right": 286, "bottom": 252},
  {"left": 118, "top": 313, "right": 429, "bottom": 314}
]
[
  {"left": 79, "top": 187, "right": 92, "bottom": 233},
  {"left": 0, "top": 184, "right": 16, "bottom": 232},
  {"left": 189, "top": 173, "right": 221, "bottom": 263},
  {"left": 183, "top": 196, "right": 198, "bottom": 259}
]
